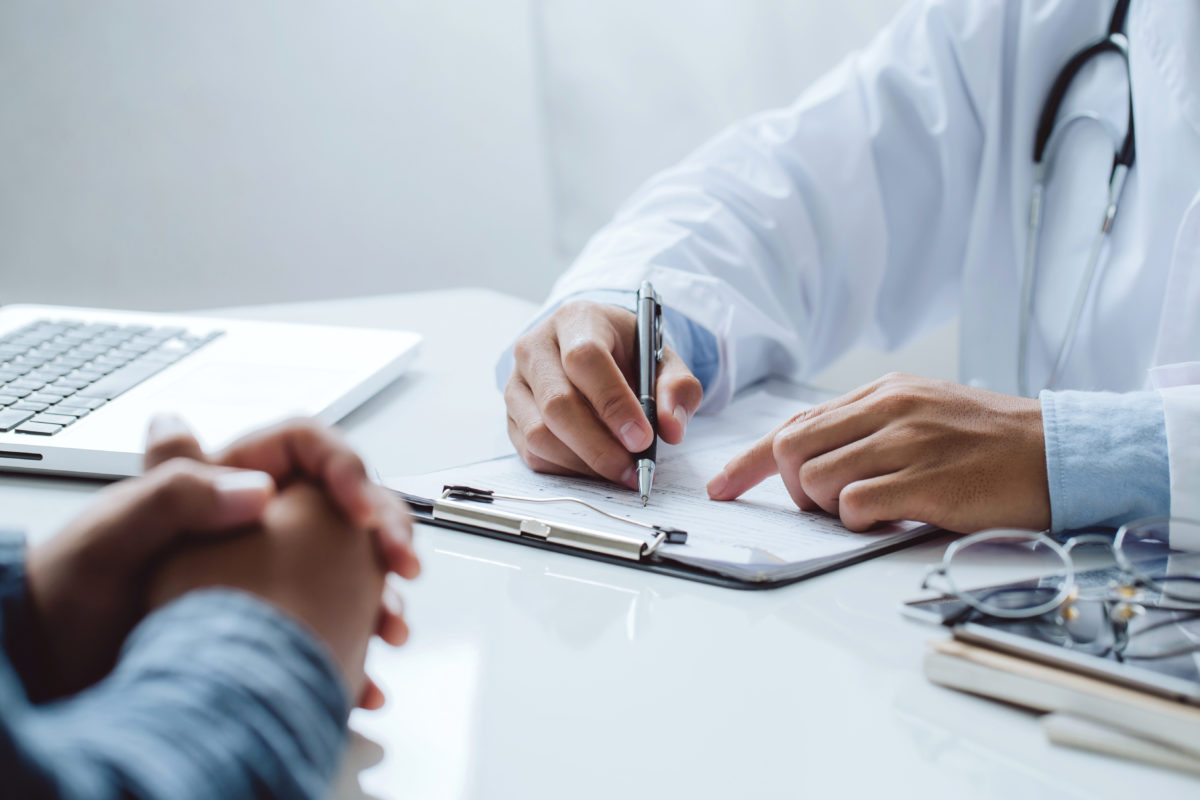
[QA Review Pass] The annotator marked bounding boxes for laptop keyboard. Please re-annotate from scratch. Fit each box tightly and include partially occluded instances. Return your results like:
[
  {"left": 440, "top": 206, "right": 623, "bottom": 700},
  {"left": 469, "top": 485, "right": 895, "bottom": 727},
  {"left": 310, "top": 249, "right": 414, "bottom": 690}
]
[{"left": 0, "top": 319, "right": 223, "bottom": 436}]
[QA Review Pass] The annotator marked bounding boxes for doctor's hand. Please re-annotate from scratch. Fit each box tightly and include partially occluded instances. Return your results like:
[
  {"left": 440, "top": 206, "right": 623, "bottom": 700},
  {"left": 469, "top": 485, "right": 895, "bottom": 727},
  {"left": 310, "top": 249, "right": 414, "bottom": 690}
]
[
  {"left": 706, "top": 373, "right": 1051, "bottom": 533},
  {"left": 505, "top": 300, "right": 703, "bottom": 487}
]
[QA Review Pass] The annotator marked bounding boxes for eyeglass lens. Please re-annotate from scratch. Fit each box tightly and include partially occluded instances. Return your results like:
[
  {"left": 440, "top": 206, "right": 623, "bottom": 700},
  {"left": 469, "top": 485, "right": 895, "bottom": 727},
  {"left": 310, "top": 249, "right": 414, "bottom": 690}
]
[
  {"left": 944, "top": 532, "right": 1073, "bottom": 616},
  {"left": 1117, "top": 518, "right": 1200, "bottom": 604}
]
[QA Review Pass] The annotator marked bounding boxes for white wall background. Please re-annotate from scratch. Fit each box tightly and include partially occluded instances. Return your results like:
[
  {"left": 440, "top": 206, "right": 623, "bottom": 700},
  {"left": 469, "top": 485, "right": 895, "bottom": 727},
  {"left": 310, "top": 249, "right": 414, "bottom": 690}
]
[{"left": 0, "top": 0, "right": 956, "bottom": 390}]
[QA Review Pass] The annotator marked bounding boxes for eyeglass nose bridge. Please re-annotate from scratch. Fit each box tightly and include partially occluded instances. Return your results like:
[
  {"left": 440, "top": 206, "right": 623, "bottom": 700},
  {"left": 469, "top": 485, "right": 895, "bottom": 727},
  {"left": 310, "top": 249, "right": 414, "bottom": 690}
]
[{"left": 1061, "top": 533, "right": 1116, "bottom": 556}]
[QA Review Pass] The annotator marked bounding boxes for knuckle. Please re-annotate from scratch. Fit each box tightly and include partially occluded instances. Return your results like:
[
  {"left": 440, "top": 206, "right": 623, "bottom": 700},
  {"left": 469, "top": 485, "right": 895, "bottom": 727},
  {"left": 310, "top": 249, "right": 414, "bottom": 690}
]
[
  {"left": 555, "top": 299, "right": 594, "bottom": 319},
  {"left": 668, "top": 373, "right": 704, "bottom": 408},
  {"left": 333, "top": 448, "right": 367, "bottom": 478},
  {"left": 838, "top": 482, "right": 876, "bottom": 518},
  {"left": 506, "top": 415, "right": 523, "bottom": 447},
  {"left": 503, "top": 377, "right": 524, "bottom": 406},
  {"left": 595, "top": 390, "right": 633, "bottom": 423},
  {"left": 797, "top": 459, "right": 825, "bottom": 491},
  {"left": 512, "top": 334, "right": 536, "bottom": 365},
  {"left": 560, "top": 338, "right": 605, "bottom": 374},
  {"left": 878, "top": 371, "right": 911, "bottom": 386},
  {"left": 521, "top": 420, "right": 556, "bottom": 454},
  {"left": 150, "top": 460, "right": 212, "bottom": 512},
  {"left": 280, "top": 415, "right": 322, "bottom": 435},
  {"left": 677, "top": 373, "right": 703, "bottom": 397},
  {"left": 539, "top": 388, "right": 576, "bottom": 420},
  {"left": 872, "top": 387, "right": 919, "bottom": 415},
  {"left": 771, "top": 429, "right": 802, "bottom": 471}
]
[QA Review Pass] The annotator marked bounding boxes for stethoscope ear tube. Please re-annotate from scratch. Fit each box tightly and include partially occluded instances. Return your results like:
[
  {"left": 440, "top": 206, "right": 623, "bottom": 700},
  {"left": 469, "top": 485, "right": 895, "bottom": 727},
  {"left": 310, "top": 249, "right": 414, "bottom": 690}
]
[{"left": 1018, "top": 1, "right": 1134, "bottom": 397}]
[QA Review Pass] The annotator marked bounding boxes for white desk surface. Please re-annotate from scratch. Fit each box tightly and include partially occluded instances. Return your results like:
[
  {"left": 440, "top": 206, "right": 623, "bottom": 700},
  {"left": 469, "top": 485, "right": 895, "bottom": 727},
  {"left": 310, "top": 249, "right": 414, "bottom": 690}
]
[{"left": 3, "top": 288, "right": 1196, "bottom": 799}]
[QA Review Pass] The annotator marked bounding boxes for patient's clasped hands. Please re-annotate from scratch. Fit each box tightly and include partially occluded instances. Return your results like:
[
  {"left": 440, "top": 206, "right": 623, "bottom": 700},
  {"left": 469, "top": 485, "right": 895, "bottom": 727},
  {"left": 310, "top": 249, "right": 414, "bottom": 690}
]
[{"left": 24, "top": 415, "right": 420, "bottom": 707}]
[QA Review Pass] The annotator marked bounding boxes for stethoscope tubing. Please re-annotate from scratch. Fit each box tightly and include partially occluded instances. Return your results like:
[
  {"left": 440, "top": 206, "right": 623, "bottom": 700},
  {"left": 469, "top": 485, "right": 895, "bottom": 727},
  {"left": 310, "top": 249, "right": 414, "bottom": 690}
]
[{"left": 1018, "top": 6, "right": 1134, "bottom": 397}]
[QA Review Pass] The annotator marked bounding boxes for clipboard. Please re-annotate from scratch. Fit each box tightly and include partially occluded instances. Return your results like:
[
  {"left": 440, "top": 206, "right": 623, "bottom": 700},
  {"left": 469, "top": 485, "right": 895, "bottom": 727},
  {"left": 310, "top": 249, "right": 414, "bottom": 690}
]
[{"left": 393, "top": 482, "right": 940, "bottom": 591}]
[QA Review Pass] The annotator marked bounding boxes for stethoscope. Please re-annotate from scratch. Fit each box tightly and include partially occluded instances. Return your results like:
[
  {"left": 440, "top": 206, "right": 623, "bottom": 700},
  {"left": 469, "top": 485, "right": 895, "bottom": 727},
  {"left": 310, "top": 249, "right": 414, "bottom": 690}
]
[{"left": 1018, "top": 0, "right": 1135, "bottom": 397}]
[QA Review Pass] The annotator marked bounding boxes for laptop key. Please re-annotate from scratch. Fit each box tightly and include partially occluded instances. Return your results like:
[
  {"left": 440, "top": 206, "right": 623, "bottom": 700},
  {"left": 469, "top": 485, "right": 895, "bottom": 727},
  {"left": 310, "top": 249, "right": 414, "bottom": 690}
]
[
  {"left": 50, "top": 404, "right": 90, "bottom": 417},
  {"left": 14, "top": 422, "right": 61, "bottom": 436},
  {"left": 25, "top": 393, "right": 63, "bottom": 405},
  {"left": 0, "top": 409, "right": 35, "bottom": 431},
  {"left": 0, "top": 394, "right": 18, "bottom": 406},
  {"left": 57, "top": 396, "right": 104, "bottom": 410},
  {"left": 11, "top": 401, "right": 51, "bottom": 413},
  {"left": 32, "top": 413, "right": 76, "bottom": 427}
]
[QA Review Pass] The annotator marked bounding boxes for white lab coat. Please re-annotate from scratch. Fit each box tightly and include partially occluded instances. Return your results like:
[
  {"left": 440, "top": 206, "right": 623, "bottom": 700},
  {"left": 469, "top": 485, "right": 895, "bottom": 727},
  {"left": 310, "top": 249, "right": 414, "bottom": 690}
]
[{"left": 535, "top": 0, "right": 1200, "bottom": 521}]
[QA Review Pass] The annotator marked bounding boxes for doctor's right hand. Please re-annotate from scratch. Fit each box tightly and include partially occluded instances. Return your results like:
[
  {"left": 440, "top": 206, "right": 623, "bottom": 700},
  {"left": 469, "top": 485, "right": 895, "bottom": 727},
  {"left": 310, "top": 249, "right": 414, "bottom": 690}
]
[{"left": 505, "top": 300, "right": 703, "bottom": 488}]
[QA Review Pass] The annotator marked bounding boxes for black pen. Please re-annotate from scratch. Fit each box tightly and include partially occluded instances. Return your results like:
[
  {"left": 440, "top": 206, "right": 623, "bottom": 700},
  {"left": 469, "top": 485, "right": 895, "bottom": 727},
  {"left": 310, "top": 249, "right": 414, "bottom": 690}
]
[{"left": 634, "top": 281, "right": 662, "bottom": 506}]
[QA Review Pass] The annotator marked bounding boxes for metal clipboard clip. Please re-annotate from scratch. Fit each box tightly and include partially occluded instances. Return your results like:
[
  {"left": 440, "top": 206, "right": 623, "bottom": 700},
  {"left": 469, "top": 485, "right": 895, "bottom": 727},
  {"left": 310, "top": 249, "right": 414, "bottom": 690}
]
[{"left": 432, "top": 485, "right": 688, "bottom": 562}]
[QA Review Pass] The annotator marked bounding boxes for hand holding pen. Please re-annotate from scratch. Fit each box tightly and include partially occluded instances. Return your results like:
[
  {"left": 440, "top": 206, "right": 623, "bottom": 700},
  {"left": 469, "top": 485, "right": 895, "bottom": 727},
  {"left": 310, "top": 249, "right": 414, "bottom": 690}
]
[{"left": 503, "top": 287, "right": 703, "bottom": 495}]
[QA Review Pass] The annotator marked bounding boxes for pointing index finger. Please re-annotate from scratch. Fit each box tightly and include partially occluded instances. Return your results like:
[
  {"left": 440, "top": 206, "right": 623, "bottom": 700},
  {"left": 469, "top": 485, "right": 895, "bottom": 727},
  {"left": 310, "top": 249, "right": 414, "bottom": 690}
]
[
  {"left": 707, "top": 380, "right": 889, "bottom": 501},
  {"left": 706, "top": 427, "right": 780, "bottom": 501}
]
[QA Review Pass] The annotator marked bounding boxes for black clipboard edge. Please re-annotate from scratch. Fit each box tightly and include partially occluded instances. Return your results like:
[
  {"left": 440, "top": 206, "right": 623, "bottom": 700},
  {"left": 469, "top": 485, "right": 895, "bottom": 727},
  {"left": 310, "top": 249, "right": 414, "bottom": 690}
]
[{"left": 396, "top": 490, "right": 944, "bottom": 591}]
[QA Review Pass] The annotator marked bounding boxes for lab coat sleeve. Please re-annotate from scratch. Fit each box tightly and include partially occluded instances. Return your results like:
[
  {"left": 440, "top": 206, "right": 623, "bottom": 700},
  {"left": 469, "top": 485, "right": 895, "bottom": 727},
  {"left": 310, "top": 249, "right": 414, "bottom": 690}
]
[
  {"left": 511, "top": 0, "right": 1013, "bottom": 411},
  {"left": 1160, "top": 386, "right": 1200, "bottom": 549}
]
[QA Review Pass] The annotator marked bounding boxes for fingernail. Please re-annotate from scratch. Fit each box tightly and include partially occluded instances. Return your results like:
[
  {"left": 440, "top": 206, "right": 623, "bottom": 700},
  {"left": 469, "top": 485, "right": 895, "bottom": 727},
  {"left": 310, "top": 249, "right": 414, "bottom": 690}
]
[
  {"left": 147, "top": 413, "right": 191, "bottom": 444},
  {"left": 213, "top": 470, "right": 275, "bottom": 521},
  {"left": 673, "top": 405, "right": 689, "bottom": 434},
  {"left": 707, "top": 472, "right": 728, "bottom": 498},
  {"left": 620, "top": 466, "right": 638, "bottom": 490},
  {"left": 619, "top": 421, "right": 648, "bottom": 451}
]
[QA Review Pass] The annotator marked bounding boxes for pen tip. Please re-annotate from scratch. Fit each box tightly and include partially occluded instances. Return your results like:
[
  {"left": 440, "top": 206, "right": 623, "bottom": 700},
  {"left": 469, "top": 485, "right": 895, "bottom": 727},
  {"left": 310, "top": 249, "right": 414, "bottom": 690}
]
[{"left": 641, "top": 495, "right": 648, "bottom": 507}]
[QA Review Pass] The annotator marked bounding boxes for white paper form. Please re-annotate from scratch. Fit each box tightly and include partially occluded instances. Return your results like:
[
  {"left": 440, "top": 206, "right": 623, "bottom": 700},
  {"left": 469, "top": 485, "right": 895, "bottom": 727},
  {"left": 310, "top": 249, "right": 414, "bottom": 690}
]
[{"left": 387, "top": 383, "right": 933, "bottom": 583}]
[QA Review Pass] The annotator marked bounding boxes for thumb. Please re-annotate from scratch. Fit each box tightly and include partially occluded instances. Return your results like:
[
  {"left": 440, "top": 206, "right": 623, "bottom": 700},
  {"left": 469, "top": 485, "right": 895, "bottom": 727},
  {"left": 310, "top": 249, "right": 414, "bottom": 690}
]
[
  {"left": 655, "top": 345, "right": 703, "bottom": 445},
  {"left": 144, "top": 413, "right": 206, "bottom": 469},
  {"left": 104, "top": 461, "right": 276, "bottom": 559}
]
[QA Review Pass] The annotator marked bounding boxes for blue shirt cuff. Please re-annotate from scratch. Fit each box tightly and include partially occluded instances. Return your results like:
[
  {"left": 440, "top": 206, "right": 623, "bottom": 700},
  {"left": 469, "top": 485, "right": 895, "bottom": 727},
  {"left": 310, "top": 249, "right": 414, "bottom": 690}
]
[{"left": 1040, "top": 390, "right": 1170, "bottom": 532}]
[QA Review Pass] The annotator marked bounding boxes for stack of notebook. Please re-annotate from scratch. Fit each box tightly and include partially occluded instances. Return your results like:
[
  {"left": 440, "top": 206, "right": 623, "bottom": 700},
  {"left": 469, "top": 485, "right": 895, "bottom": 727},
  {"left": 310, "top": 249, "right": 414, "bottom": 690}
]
[{"left": 924, "top": 636, "right": 1200, "bottom": 774}]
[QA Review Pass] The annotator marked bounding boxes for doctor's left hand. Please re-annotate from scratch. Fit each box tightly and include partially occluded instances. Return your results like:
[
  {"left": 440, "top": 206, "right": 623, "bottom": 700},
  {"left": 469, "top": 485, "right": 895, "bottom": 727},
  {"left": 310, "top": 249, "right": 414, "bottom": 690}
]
[{"left": 706, "top": 373, "right": 1051, "bottom": 533}]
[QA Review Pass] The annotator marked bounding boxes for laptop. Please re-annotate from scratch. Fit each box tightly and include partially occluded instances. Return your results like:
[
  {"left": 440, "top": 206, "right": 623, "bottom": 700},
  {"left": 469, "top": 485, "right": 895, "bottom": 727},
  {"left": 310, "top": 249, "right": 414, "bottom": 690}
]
[{"left": 0, "top": 304, "right": 420, "bottom": 478}]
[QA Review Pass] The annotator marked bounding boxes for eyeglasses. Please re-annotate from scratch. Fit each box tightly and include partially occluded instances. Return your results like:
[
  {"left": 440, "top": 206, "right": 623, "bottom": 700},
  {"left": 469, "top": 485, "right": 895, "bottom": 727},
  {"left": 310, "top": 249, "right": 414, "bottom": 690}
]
[{"left": 921, "top": 517, "right": 1200, "bottom": 661}]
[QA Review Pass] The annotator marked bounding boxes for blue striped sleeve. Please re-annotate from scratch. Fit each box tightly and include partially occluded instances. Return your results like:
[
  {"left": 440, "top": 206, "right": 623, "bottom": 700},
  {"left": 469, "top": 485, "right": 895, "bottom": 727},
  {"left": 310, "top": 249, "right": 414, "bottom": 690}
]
[{"left": 12, "top": 589, "right": 350, "bottom": 800}]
